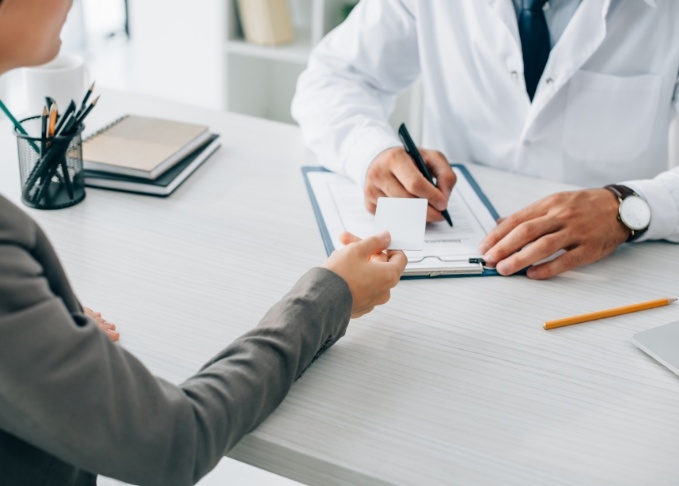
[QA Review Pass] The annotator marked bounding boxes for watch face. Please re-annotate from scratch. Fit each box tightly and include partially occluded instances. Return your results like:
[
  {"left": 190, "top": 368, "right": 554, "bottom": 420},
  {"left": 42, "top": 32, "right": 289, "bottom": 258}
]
[{"left": 620, "top": 196, "right": 651, "bottom": 231}]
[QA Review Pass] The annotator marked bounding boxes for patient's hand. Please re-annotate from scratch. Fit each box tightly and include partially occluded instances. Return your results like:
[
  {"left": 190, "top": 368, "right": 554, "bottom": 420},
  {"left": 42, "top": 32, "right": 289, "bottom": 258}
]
[
  {"left": 84, "top": 306, "right": 120, "bottom": 342},
  {"left": 324, "top": 231, "right": 406, "bottom": 318}
]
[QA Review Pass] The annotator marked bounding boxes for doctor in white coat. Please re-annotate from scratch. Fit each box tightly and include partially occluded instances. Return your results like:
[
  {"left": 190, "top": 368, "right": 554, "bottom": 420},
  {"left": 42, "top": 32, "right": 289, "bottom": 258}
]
[{"left": 292, "top": 0, "right": 679, "bottom": 279}]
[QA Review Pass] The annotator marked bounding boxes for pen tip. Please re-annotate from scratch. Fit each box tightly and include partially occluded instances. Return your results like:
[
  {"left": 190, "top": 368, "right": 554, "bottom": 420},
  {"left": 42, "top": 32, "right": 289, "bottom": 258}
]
[
  {"left": 670, "top": 298, "right": 677, "bottom": 303},
  {"left": 92, "top": 95, "right": 101, "bottom": 105},
  {"left": 443, "top": 211, "right": 453, "bottom": 227},
  {"left": 89, "top": 81, "right": 95, "bottom": 90}
]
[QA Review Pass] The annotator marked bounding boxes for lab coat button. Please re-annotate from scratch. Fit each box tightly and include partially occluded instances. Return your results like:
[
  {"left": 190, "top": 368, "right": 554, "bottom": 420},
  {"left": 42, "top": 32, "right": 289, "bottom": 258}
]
[
  {"left": 545, "top": 77, "right": 554, "bottom": 85},
  {"left": 510, "top": 70, "right": 518, "bottom": 79}
]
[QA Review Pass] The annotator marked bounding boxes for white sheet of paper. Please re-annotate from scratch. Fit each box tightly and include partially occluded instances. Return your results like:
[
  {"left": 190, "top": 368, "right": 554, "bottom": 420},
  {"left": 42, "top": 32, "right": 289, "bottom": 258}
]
[
  {"left": 374, "top": 197, "right": 427, "bottom": 250},
  {"left": 305, "top": 166, "right": 498, "bottom": 276}
]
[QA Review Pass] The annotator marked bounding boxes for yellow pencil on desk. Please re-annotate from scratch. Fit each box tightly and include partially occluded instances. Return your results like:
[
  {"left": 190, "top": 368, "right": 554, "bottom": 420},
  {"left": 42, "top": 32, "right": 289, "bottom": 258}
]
[{"left": 543, "top": 298, "right": 676, "bottom": 330}]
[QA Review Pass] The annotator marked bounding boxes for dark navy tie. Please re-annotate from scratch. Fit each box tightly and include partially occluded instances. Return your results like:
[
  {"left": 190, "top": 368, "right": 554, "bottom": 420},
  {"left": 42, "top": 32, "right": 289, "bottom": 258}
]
[{"left": 518, "top": 0, "right": 550, "bottom": 101}]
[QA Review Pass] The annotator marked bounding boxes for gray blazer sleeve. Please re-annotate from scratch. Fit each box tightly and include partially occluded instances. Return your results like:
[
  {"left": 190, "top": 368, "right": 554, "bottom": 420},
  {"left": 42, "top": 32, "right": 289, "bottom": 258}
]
[{"left": 0, "top": 199, "right": 352, "bottom": 486}]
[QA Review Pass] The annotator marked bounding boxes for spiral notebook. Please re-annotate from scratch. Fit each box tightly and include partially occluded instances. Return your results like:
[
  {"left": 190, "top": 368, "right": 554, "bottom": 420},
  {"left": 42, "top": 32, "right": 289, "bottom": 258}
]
[
  {"left": 84, "top": 134, "right": 220, "bottom": 197},
  {"left": 81, "top": 115, "right": 212, "bottom": 179}
]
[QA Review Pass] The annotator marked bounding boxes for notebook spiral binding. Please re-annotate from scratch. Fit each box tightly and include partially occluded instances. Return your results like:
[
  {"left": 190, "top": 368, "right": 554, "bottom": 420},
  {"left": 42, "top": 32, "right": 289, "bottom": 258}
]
[{"left": 82, "top": 114, "right": 130, "bottom": 143}]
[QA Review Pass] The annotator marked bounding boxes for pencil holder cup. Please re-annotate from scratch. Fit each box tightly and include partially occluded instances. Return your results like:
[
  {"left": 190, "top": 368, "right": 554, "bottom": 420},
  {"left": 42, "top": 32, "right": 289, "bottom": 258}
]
[{"left": 15, "top": 116, "right": 86, "bottom": 209}]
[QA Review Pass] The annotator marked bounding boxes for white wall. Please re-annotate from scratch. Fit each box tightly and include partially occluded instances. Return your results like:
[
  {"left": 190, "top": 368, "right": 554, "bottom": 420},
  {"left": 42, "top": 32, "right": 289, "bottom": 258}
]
[
  {"left": 79, "top": 0, "right": 224, "bottom": 110},
  {"left": 121, "top": 0, "right": 225, "bottom": 109},
  {"left": 670, "top": 115, "right": 679, "bottom": 168},
  {"left": 1, "top": 0, "right": 225, "bottom": 114}
]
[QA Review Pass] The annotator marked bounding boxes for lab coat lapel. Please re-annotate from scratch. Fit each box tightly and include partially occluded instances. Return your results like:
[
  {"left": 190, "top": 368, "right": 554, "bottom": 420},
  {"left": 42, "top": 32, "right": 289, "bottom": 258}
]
[
  {"left": 482, "top": 0, "right": 614, "bottom": 138},
  {"left": 525, "top": 0, "right": 610, "bottom": 132},
  {"left": 483, "top": 0, "right": 520, "bottom": 46},
  {"left": 481, "top": 0, "right": 530, "bottom": 121}
]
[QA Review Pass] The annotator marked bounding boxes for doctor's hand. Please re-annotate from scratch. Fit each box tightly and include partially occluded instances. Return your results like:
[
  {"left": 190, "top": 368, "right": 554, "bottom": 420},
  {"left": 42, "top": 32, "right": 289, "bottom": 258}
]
[
  {"left": 478, "top": 189, "right": 630, "bottom": 279},
  {"left": 323, "top": 231, "right": 407, "bottom": 318},
  {"left": 364, "top": 147, "right": 457, "bottom": 223}
]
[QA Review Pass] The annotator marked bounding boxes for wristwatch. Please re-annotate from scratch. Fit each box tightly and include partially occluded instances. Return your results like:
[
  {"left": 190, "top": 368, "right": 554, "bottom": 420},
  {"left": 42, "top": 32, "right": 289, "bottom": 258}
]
[{"left": 604, "top": 184, "right": 651, "bottom": 242}]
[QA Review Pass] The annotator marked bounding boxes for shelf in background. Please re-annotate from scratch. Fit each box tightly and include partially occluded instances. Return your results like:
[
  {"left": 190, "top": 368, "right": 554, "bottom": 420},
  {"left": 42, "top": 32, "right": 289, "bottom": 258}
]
[
  {"left": 225, "top": 31, "right": 312, "bottom": 65},
  {"left": 221, "top": 0, "right": 378, "bottom": 124}
]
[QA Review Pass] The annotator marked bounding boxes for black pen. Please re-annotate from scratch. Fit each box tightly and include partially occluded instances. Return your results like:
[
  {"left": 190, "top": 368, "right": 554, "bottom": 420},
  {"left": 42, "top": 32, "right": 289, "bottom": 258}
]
[{"left": 398, "top": 123, "right": 453, "bottom": 226}]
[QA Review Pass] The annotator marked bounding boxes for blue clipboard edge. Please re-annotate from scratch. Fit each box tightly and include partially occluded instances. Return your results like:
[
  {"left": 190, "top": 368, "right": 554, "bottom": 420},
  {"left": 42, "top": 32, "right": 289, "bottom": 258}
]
[
  {"left": 302, "top": 166, "right": 337, "bottom": 258},
  {"left": 301, "top": 164, "right": 505, "bottom": 279}
]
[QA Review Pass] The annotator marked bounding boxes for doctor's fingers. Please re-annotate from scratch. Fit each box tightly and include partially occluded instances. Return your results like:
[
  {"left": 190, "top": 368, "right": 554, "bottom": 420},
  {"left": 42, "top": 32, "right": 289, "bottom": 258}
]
[
  {"left": 482, "top": 215, "right": 562, "bottom": 270},
  {"left": 492, "top": 227, "right": 573, "bottom": 276},
  {"left": 421, "top": 149, "right": 457, "bottom": 201},
  {"left": 367, "top": 175, "right": 444, "bottom": 223},
  {"left": 492, "top": 226, "right": 626, "bottom": 279},
  {"left": 525, "top": 223, "right": 628, "bottom": 279},
  {"left": 392, "top": 160, "right": 450, "bottom": 212},
  {"left": 374, "top": 171, "right": 417, "bottom": 199},
  {"left": 478, "top": 199, "right": 554, "bottom": 254},
  {"left": 366, "top": 150, "right": 428, "bottom": 199},
  {"left": 526, "top": 245, "right": 599, "bottom": 279},
  {"left": 363, "top": 185, "right": 387, "bottom": 214}
]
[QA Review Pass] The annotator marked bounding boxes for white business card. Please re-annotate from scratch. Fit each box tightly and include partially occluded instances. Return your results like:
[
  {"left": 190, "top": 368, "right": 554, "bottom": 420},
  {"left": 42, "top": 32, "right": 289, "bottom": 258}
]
[{"left": 373, "top": 197, "right": 427, "bottom": 250}]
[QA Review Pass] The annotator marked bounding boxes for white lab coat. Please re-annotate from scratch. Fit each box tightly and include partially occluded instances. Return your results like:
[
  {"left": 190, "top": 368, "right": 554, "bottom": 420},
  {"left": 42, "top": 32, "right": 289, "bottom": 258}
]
[{"left": 291, "top": 0, "right": 679, "bottom": 242}]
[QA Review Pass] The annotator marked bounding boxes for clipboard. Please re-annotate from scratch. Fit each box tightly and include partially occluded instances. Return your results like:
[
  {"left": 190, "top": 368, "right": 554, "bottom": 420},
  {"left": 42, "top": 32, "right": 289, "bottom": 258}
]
[{"left": 302, "top": 164, "right": 502, "bottom": 279}]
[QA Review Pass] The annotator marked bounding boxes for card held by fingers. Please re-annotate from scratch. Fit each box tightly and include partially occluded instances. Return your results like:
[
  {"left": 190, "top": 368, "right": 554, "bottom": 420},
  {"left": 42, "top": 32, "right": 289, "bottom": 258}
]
[{"left": 373, "top": 197, "right": 427, "bottom": 250}]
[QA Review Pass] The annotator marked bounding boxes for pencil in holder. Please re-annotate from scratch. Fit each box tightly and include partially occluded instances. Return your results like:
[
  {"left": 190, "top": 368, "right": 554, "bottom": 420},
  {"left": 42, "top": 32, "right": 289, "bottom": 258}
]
[{"left": 15, "top": 116, "right": 86, "bottom": 209}]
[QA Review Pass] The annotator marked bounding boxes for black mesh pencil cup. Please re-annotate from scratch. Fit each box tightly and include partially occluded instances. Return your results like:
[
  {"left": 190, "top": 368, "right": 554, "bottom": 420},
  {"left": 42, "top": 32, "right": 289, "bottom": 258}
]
[{"left": 15, "top": 115, "right": 86, "bottom": 209}]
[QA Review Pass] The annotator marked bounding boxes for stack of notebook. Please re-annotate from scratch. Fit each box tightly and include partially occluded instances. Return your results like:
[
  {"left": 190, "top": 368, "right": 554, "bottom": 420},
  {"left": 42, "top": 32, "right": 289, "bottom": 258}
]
[{"left": 82, "top": 115, "right": 221, "bottom": 196}]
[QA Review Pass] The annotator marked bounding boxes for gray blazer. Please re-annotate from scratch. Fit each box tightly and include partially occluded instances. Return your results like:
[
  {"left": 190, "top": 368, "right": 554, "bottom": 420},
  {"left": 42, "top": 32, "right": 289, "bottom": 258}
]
[{"left": 0, "top": 194, "right": 352, "bottom": 485}]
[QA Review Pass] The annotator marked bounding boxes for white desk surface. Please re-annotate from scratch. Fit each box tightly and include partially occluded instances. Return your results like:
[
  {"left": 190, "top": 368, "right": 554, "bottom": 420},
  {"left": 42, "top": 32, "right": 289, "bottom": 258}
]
[{"left": 2, "top": 90, "right": 678, "bottom": 485}]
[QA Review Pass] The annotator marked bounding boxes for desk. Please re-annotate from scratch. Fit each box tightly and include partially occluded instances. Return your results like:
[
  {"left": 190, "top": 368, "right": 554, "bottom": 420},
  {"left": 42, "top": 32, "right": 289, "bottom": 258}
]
[{"left": 1, "top": 90, "right": 678, "bottom": 485}]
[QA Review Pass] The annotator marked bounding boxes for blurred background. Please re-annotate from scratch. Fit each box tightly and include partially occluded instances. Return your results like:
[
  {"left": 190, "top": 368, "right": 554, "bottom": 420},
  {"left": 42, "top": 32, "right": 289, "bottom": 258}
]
[
  {"left": 3, "top": 0, "right": 672, "bottom": 164},
  {"left": 0, "top": 0, "right": 421, "bottom": 130},
  {"left": 0, "top": 0, "right": 224, "bottom": 112},
  {"left": 0, "top": 0, "right": 677, "bottom": 483}
]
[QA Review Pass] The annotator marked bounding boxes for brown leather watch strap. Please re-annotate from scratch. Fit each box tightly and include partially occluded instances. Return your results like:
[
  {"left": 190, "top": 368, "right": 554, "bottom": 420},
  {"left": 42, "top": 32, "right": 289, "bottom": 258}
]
[{"left": 605, "top": 184, "right": 636, "bottom": 200}]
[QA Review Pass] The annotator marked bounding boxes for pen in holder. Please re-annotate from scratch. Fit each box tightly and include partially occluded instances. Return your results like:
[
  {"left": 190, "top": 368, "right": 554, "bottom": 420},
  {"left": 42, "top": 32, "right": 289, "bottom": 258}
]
[{"left": 15, "top": 115, "right": 86, "bottom": 209}]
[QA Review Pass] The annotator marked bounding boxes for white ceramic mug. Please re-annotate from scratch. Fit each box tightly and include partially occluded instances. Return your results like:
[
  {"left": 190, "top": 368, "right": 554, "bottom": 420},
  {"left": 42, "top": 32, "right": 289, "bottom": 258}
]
[{"left": 22, "top": 53, "right": 88, "bottom": 116}]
